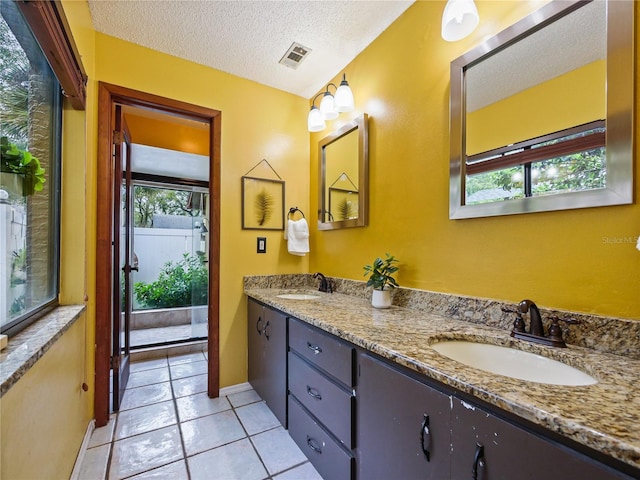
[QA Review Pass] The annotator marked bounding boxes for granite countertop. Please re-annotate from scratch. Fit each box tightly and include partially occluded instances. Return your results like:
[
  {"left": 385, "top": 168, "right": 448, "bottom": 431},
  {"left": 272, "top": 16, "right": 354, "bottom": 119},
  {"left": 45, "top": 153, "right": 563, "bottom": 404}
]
[{"left": 245, "top": 286, "right": 640, "bottom": 472}]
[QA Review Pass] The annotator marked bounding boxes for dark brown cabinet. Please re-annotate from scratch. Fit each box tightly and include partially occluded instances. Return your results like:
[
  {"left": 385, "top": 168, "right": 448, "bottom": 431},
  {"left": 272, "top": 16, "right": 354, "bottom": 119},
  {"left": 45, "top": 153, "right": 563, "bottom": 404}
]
[
  {"left": 287, "top": 317, "right": 355, "bottom": 480},
  {"left": 356, "top": 352, "right": 452, "bottom": 480},
  {"left": 247, "top": 298, "right": 287, "bottom": 427},
  {"left": 450, "top": 397, "right": 633, "bottom": 480}
]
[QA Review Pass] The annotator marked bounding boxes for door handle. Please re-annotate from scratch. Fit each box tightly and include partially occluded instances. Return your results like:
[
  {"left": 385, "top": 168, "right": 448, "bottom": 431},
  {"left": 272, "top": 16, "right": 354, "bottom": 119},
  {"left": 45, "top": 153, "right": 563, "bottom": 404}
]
[
  {"left": 472, "top": 442, "right": 485, "bottom": 480},
  {"left": 256, "top": 317, "right": 263, "bottom": 335},
  {"left": 263, "top": 320, "right": 270, "bottom": 340},
  {"left": 121, "top": 264, "right": 139, "bottom": 273},
  {"left": 420, "top": 414, "right": 431, "bottom": 462},
  {"left": 306, "top": 342, "right": 322, "bottom": 354}
]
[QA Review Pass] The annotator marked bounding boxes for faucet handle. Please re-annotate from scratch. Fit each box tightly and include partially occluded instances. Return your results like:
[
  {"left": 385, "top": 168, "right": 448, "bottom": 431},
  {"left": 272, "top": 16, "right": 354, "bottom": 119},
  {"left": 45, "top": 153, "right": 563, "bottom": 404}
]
[
  {"left": 501, "top": 306, "right": 525, "bottom": 332},
  {"left": 547, "top": 315, "right": 580, "bottom": 342}
]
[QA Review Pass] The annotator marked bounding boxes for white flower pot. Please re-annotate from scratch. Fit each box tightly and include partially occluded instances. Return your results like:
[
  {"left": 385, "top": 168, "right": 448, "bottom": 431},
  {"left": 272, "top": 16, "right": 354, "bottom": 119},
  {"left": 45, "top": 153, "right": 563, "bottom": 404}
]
[{"left": 371, "top": 289, "right": 392, "bottom": 309}]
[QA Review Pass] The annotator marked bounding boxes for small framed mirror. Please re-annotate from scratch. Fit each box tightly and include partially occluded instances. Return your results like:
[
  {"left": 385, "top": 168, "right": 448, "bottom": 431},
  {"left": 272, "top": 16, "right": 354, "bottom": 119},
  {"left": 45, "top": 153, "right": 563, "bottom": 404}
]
[
  {"left": 449, "top": 0, "right": 633, "bottom": 219},
  {"left": 318, "top": 114, "right": 369, "bottom": 230}
]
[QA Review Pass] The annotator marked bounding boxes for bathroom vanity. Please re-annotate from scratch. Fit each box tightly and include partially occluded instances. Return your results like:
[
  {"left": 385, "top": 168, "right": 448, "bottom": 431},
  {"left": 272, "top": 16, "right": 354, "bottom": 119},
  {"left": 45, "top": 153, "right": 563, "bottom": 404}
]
[{"left": 245, "top": 276, "right": 640, "bottom": 479}]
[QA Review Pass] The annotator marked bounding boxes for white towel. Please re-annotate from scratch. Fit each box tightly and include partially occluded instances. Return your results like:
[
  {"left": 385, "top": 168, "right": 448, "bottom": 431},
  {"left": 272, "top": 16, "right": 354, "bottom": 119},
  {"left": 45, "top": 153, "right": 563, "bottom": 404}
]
[{"left": 286, "top": 218, "right": 310, "bottom": 256}]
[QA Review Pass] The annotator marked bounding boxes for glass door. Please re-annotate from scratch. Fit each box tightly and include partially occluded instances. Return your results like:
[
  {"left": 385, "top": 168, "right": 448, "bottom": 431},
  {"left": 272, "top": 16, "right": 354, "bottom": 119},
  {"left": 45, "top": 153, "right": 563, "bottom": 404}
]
[{"left": 129, "top": 183, "right": 209, "bottom": 348}]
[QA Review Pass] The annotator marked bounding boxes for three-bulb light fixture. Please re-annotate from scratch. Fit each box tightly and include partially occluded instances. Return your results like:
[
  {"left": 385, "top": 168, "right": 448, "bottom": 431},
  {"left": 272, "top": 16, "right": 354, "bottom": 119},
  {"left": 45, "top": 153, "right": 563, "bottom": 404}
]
[{"left": 307, "top": 73, "right": 355, "bottom": 132}]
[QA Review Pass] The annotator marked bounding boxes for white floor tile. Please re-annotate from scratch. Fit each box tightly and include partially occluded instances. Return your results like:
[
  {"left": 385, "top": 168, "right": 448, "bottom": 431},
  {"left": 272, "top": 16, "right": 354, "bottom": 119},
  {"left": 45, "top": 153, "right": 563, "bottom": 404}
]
[
  {"left": 236, "top": 401, "right": 281, "bottom": 435},
  {"left": 77, "top": 443, "right": 110, "bottom": 480},
  {"left": 228, "top": 388, "right": 261, "bottom": 408},
  {"left": 175, "top": 391, "right": 231, "bottom": 422},
  {"left": 188, "top": 438, "right": 268, "bottom": 480},
  {"left": 115, "top": 400, "right": 177, "bottom": 440},
  {"left": 129, "top": 357, "right": 168, "bottom": 373},
  {"left": 127, "top": 367, "right": 171, "bottom": 389},
  {"left": 181, "top": 409, "right": 246, "bottom": 457},
  {"left": 168, "top": 352, "right": 206, "bottom": 365},
  {"left": 251, "top": 426, "right": 308, "bottom": 475},
  {"left": 120, "top": 382, "right": 173, "bottom": 410},
  {"left": 172, "top": 373, "right": 208, "bottom": 398},
  {"left": 273, "top": 462, "right": 324, "bottom": 480},
  {"left": 127, "top": 460, "right": 189, "bottom": 479},
  {"left": 170, "top": 360, "right": 208, "bottom": 380},
  {"left": 88, "top": 414, "right": 117, "bottom": 447},
  {"left": 108, "top": 425, "right": 183, "bottom": 480}
]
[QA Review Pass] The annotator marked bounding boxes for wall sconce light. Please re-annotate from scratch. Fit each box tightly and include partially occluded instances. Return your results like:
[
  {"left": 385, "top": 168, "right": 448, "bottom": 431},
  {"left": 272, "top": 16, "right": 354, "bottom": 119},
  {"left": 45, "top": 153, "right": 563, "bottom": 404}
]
[
  {"left": 308, "top": 73, "right": 355, "bottom": 132},
  {"left": 441, "top": 0, "right": 479, "bottom": 42}
]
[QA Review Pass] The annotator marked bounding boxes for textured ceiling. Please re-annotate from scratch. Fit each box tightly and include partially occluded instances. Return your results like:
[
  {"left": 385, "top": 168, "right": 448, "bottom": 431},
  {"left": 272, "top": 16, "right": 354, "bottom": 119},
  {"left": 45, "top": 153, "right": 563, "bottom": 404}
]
[{"left": 88, "top": 0, "right": 415, "bottom": 99}]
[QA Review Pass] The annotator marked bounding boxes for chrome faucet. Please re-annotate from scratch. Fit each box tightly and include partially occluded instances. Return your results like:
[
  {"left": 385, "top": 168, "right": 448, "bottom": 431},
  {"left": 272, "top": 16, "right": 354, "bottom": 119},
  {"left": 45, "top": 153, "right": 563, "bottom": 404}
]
[{"left": 313, "top": 272, "right": 333, "bottom": 293}]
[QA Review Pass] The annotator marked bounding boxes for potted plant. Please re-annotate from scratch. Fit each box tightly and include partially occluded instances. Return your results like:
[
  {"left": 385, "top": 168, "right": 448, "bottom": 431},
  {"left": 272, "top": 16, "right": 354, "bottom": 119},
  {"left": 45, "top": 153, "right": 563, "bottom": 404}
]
[
  {"left": 0, "top": 136, "right": 46, "bottom": 196},
  {"left": 363, "top": 253, "right": 399, "bottom": 309}
]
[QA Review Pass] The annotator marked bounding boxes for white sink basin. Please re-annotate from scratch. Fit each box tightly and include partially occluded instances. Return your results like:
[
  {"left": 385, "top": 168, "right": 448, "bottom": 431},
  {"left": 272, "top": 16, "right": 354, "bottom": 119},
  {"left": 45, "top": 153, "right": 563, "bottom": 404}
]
[
  {"left": 431, "top": 341, "right": 597, "bottom": 386},
  {"left": 276, "top": 293, "right": 321, "bottom": 300}
]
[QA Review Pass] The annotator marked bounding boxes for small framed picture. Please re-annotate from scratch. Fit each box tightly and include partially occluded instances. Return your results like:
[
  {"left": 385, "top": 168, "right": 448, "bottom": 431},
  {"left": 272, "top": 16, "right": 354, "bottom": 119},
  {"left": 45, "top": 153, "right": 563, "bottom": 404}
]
[{"left": 241, "top": 176, "right": 285, "bottom": 230}]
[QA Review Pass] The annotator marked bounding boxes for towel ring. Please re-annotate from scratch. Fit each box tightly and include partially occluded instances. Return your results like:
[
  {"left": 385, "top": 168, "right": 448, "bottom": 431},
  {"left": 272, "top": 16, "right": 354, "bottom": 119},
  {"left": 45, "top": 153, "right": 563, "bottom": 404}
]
[{"left": 288, "top": 207, "right": 305, "bottom": 219}]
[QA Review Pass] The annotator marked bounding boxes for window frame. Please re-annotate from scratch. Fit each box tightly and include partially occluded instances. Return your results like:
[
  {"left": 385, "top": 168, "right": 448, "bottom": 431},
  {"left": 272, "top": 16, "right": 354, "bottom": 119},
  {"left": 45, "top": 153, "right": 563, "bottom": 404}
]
[{"left": 1, "top": 0, "right": 85, "bottom": 336}]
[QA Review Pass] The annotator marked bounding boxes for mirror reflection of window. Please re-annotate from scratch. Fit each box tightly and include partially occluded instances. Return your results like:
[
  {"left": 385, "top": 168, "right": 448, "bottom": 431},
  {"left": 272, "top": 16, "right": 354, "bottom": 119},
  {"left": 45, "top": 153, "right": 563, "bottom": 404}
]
[
  {"left": 324, "top": 128, "right": 359, "bottom": 216},
  {"left": 464, "top": 0, "right": 606, "bottom": 205}
]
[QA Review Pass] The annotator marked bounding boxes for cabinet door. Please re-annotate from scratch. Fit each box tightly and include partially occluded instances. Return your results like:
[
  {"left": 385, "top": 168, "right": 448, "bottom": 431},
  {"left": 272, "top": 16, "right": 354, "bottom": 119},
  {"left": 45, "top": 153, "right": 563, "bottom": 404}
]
[
  {"left": 357, "top": 352, "right": 451, "bottom": 480},
  {"left": 261, "top": 306, "right": 287, "bottom": 426},
  {"left": 247, "top": 299, "right": 265, "bottom": 395},
  {"left": 247, "top": 299, "right": 287, "bottom": 427},
  {"left": 451, "top": 397, "right": 632, "bottom": 480}
]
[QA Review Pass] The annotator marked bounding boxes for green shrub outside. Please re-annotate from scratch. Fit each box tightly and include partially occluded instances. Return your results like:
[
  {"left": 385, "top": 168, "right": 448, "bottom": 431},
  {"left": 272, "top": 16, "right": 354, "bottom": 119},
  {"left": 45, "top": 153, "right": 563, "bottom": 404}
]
[{"left": 134, "top": 253, "right": 208, "bottom": 309}]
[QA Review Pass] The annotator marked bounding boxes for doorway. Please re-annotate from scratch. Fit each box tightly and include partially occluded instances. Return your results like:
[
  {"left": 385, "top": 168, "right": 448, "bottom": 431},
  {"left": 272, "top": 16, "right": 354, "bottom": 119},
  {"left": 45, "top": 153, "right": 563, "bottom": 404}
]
[{"left": 95, "top": 82, "right": 221, "bottom": 427}]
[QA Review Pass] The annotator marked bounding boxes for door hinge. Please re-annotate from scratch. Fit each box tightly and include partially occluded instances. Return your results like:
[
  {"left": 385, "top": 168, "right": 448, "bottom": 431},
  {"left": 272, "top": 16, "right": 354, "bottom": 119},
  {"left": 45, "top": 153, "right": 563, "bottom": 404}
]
[
  {"left": 113, "top": 130, "right": 123, "bottom": 144},
  {"left": 110, "top": 355, "right": 121, "bottom": 370}
]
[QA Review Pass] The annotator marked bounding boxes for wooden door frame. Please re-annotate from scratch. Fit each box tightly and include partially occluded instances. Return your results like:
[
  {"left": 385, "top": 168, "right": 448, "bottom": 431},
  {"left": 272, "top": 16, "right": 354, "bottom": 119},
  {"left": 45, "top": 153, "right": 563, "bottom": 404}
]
[{"left": 95, "top": 82, "right": 221, "bottom": 427}]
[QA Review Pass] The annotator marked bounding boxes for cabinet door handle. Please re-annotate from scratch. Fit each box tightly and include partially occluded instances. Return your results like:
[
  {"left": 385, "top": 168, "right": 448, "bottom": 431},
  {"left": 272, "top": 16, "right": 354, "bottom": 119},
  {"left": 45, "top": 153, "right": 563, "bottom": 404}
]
[
  {"left": 420, "top": 414, "right": 431, "bottom": 462},
  {"left": 472, "top": 442, "right": 485, "bottom": 480},
  {"left": 306, "top": 435, "right": 322, "bottom": 454},
  {"left": 306, "top": 342, "right": 322, "bottom": 354},
  {"left": 306, "top": 385, "right": 322, "bottom": 400},
  {"left": 263, "top": 320, "right": 270, "bottom": 340},
  {"left": 256, "top": 317, "right": 263, "bottom": 335}
]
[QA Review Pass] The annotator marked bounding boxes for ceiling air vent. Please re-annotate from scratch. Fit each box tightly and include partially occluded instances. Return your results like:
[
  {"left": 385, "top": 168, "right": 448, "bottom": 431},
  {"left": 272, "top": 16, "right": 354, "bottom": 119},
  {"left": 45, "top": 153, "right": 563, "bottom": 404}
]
[{"left": 279, "top": 42, "right": 311, "bottom": 69}]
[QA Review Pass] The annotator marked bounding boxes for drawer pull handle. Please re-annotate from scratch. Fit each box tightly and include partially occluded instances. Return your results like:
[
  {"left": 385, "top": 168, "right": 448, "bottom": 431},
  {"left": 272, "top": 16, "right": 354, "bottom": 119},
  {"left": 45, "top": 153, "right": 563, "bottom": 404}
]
[
  {"left": 420, "top": 414, "right": 431, "bottom": 462},
  {"left": 306, "top": 342, "right": 322, "bottom": 354},
  {"left": 306, "top": 435, "right": 322, "bottom": 454},
  {"left": 306, "top": 385, "right": 322, "bottom": 400},
  {"left": 256, "top": 317, "right": 263, "bottom": 335},
  {"left": 472, "top": 442, "right": 485, "bottom": 480}
]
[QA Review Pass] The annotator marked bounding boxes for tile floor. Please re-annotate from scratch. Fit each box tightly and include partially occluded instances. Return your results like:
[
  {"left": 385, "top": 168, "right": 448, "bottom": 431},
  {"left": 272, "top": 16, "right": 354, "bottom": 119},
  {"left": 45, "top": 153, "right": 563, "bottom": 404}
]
[{"left": 77, "top": 351, "right": 323, "bottom": 479}]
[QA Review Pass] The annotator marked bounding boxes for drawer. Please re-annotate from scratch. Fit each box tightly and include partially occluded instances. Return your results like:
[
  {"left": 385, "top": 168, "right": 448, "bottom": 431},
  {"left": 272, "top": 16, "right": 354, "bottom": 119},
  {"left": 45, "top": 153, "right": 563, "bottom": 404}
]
[
  {"left": 289, "top": 351, "right": 353, "bottom": 448},
  {"left": 289, "top": 317, "right": 353, "bottom": 386},
  {"left": 288, "top": 395, "right": 354, "bottom": 480}
]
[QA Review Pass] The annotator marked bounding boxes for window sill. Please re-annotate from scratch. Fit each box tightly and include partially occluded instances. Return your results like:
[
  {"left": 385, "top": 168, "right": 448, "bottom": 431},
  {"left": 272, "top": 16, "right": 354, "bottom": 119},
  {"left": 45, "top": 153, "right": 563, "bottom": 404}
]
[{"left": 0, "top": 304, "right": 85, "bottom": 398}]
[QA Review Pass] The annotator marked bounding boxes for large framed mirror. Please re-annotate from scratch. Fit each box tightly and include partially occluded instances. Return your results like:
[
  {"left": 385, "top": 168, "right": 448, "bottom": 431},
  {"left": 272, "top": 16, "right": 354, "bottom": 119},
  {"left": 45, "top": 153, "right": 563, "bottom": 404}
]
[
  {"left": 318, "top": 114, "right": 369, "bottom": 230},
  {"left": 449, "top": 0, "right": 633, "bottom": 219}
]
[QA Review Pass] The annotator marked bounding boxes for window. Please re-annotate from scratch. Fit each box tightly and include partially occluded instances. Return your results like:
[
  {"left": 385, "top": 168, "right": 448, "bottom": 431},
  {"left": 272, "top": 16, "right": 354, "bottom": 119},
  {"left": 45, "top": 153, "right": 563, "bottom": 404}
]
[
  {"left": 465, "top": 121, "right": 606, "bottom": 205},
  {"left": 1, "top": 1, "right": 62, "bottom": 335}
]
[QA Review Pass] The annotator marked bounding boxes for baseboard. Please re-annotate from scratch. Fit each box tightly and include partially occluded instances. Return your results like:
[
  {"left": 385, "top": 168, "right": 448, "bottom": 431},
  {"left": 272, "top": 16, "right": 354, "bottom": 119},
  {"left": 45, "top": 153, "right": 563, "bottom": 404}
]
[
  {"left": 219, "top": 382, "right": 253, "bottom": 397},
  {"left": 69, "top": 419, "right": 95, "bottom": 480}
]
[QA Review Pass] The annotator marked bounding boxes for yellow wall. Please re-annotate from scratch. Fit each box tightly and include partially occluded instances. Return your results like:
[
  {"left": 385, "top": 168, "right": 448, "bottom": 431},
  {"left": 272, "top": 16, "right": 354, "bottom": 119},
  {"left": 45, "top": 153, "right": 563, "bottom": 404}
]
[
  {"left": 0, "top": 316, "right": 89, "bottom": 479},
  {"left": 310, "top": 0, "right": 640, "bottom": 320},
  {"left": 467, "top": 60, "right": 606, "bottom": 155},
  {"left": 93, "top": 32, "right": 310, "bottom": 388}
]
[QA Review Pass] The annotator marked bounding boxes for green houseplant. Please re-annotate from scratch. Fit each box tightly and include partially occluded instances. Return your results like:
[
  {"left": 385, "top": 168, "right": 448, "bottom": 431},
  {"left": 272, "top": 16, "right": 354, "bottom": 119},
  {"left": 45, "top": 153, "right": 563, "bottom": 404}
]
[
  {"left": 363, "top": 253, "right": 399, "bottom": 308},
  {"left": 0, "top": 136, "right": 46, "bottom": 196}
]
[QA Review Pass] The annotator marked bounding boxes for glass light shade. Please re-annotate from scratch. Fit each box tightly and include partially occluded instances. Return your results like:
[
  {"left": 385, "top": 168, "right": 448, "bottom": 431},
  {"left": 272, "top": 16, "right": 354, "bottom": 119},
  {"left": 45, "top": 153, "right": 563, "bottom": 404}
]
[
  {"left": 308, "top": 106, "right": 326, "bottom": 132},
  {"left": 320, "top": 92, "right": 338, "bottom": 120},
  {"left": 441, "top": 0, "right": 479, "bottom": 42},
  {"left": 335, "top": 82, "right": 354, "bottom": 113}
]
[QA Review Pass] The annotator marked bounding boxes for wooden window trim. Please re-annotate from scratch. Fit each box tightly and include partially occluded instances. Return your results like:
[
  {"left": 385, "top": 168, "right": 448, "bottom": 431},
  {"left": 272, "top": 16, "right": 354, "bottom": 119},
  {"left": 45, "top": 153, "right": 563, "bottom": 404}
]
[
  {"left": 466, "top": 121, "right": 605, "bottom": 176},
  {"left": 16, "top": 0, "right": 87, "bottom": 110}
]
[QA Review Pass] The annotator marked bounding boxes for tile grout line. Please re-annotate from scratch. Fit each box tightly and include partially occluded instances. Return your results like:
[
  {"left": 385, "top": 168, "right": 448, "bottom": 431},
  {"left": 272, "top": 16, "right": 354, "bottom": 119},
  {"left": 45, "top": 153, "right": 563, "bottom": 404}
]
[
  {"left": 230, "top": 401, "right": 276, "bottom": 479},
  {"left": 168, "top": 354, "right": 193, "bottom": 480}
]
